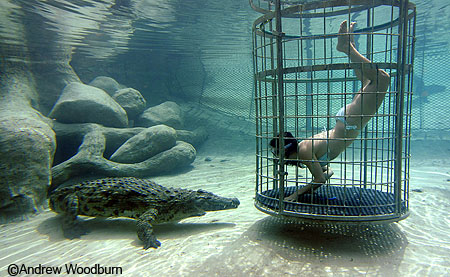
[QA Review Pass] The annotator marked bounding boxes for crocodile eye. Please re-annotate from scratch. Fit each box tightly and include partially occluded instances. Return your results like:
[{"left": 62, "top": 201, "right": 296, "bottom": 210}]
[{"left": 197, "top": 189, "right": 208, "bottom": 194}]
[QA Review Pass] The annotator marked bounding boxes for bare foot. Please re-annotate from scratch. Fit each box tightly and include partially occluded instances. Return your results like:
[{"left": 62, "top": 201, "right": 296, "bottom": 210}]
[{"left": 336, "top": 20, "right": 356, "bottom": 54}]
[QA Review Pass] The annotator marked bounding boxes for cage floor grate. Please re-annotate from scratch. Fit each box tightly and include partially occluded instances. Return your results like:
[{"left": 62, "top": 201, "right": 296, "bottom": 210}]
[{"left": 256, "top": 186, "right": 407, "bottom": 216}]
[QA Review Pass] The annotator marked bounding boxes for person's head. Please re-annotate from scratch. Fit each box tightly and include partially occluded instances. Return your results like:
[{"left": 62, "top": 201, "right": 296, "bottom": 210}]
[{"left": 269, "top": 132, "right": 300, "bottom": 166}]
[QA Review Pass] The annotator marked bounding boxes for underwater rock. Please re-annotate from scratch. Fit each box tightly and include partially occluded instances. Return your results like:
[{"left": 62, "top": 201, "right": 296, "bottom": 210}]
[
  {"left": 112, "top": 88, "right": 146, "bottom": 119},
  {"left": 48, "top": 82, "right": 128, "bottom": 128},
  {"left": 0, "top": 109, "right": 56, "bottom": 219},
  {"left": 51, "top": 129, "right": 196, "bottom": 187},
  {"left": 110, "top": 125, "right": 177, "bottom": 164},
  {"left": 32, "top": 47, "right": 82, "bottom": 115},
  {"left": 176, "top": 127, "right": 208, "bottom": 148},
  {"left": 50, "top": 121, "right": 145, "bottom": 164},
  {"left": 148, "top": 141, "right": 196, "bottom": 175},
  {"left": 136, "top": 101, "right": 184, "bottom": 129},
  {"left": 88, "top": 76, "right": 121, "bottom": 96}
]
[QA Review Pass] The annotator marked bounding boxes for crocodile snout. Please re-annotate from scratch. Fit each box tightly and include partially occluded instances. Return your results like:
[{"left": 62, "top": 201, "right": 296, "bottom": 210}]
[{"left": 230, "top": 198, "right": 240, "bottom": 208}]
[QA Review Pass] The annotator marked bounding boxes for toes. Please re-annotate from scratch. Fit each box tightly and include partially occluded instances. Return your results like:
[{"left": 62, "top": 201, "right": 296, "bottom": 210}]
[
  {"left": 143, "top": 237, "right": 161, "bottom": 249},
  {"left": 350, "top": 21, "right": 356, "bottom": 32},
  {"left": 339, "top": 20, "right": 348, "bottom": 32}
]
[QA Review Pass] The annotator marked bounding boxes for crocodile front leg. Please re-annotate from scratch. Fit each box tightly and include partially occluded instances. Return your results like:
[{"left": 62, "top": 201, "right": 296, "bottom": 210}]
[
  {"left": 136, "top": 208, "right": 161, "bottom": 249},
  {"left": 61, "top": 193, "right": 88, "bottom": 239}
]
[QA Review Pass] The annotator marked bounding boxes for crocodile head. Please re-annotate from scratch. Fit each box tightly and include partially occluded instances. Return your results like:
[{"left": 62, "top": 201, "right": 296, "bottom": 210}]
[
  {"left": 166, "top": 189, "right": 240, "bottom": 222},
  {"left": 190, "top": 189, "right": 240, "bottom": 215}
]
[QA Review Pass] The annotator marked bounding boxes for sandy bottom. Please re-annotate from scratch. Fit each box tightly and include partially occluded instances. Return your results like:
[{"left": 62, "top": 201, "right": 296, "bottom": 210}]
[{"left": 0, "top": 144, "right": 449, "bottom": 276}]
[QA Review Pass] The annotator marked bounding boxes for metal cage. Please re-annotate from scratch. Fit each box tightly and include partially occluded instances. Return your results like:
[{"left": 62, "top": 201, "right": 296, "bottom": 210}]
[{"left": 251, "top": 0, "right": 416, "bottom": 223}]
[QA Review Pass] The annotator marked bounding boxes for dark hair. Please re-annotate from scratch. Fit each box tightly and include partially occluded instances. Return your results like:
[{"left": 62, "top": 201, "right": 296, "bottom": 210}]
[{"left": 269, "top": 132, "right": 298, "bottom": 160}]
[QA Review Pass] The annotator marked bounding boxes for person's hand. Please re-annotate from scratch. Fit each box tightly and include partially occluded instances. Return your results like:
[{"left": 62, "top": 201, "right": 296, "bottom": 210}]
[
  {"left": 323, "top": 166, "right": 334, "bottom": 180},
  {"left": 285, "top": 166, "right": 334, "bottom": 202}
]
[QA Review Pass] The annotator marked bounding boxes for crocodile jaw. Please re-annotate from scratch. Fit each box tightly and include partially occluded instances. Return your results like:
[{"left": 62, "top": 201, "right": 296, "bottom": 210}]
[{"left": 194, "top": 195, "right": 240, "bottom": 212}]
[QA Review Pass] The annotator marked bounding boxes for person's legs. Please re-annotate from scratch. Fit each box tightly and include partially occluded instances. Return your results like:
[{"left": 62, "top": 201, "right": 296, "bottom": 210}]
[
  {"left": 336, "top": 20, "right": 390, "bottom": 129},
  {"left": 337, "top": 21, "right": 389, "bottom": 85}
]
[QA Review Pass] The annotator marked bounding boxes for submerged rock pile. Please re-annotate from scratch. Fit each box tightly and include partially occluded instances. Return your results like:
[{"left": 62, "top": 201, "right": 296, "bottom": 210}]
[
  {"left": 0, "top": 69, "right": 208, "bottom": 221},
  {"left": 47, "top": 76, "right": 208, "bottom": 187}
]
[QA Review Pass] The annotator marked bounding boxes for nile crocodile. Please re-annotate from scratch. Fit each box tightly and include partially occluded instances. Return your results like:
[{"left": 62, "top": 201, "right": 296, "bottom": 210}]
[{"left": 48, "top": 177, "right": 240, "bottom": 249}]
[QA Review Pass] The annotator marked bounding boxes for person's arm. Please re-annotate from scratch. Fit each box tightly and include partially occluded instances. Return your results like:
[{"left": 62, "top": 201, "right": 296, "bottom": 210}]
[
  {"left": 297, "top": 141, "right": 327, "bottom": 183},
  {"left": 284, "top": 145, "right": 327, "bottom": 199},
  {"left": 285, "top": 160, "right": 331, "bottom": 201},
  {"left": 304, "top": 157, "right": 327, "bottom": 184}
]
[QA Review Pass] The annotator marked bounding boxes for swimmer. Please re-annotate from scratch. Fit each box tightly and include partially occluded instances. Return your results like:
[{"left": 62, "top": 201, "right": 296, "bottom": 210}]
[{"left": 270, "top": 20, "right": 391, "bottom": 201}]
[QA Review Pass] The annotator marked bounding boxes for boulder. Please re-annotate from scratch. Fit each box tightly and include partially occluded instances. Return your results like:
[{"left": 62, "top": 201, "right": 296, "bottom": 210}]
[
  {"left": 88, "top": 76, "right": 121, "bottom": 96},
  {"left": 136, "top": 101, "right": 184, "bottom": 129},
  {"left": 176, "top": 127, "right": 208, "bottom": 148},
  {"left": 146, "top": 141, "right": 196, "bottom": 175},
  {"left": 112, "top": 88, "right": 146, "bottom": 119},
  {"left": 48, "top": 82, "right": 128, "bottom": 128},
  {"left": 110, "top": 125, "right": 176, "bottom": 163}
]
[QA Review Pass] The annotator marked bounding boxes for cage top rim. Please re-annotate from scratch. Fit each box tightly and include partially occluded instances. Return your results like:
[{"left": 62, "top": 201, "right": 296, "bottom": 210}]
[
  {"left": 250, "top": 0, "right": 416, "bottom": 17},
  {"left": 252, "top": 3, "right": 416, "bottom": 40}
]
